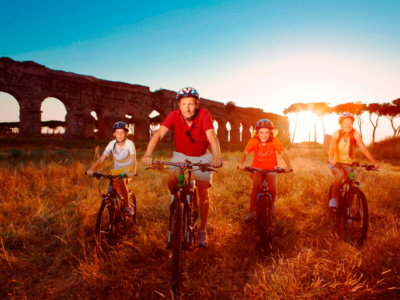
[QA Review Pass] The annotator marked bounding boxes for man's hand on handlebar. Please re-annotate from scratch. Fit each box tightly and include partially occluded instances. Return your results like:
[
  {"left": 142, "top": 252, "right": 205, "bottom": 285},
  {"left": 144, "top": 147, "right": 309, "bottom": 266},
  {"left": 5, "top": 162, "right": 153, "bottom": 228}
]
[
  {"left": 142, "top": 155, "right": 153, "bottom": 166},
  {"left": 238, "top": 164, "right": 245, "bottom": 170},
  {"left": 329, "top": 159, "right": 336, "bottom": 166},
  {"left": 86, "top": 170, "right": 94, "bottom": 176},
  {"left": 212, "top": 158, "right": 222, "bottom": 168}
]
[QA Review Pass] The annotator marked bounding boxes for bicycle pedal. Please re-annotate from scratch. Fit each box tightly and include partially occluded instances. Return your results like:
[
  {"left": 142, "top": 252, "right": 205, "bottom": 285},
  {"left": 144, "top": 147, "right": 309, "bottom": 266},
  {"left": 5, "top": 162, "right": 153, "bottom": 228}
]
[{"left": 347, "top": 219, "right": 353, "bottom": 224}]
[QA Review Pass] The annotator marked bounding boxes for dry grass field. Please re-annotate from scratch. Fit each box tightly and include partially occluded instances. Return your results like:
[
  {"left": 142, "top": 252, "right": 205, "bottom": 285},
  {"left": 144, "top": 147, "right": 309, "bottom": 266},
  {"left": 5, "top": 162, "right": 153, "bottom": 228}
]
[{"left": 1, "top": 138, "right": 399, "bottom": 299}]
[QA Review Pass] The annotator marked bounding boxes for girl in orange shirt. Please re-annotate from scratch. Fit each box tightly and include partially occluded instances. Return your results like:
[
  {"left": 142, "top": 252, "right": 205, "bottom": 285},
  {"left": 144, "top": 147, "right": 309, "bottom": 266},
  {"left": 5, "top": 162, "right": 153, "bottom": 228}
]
[{"left": 239, "top": 119, "right": 292, "bottom": 222}]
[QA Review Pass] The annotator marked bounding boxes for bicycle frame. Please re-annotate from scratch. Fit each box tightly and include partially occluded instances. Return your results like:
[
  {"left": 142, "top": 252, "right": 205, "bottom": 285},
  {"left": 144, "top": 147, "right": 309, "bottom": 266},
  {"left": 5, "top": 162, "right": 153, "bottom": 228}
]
[
  {"left": 168, "top": 163, "right": 198, "bottom": 249},
  {"left": 102, "top": 178, "right": 124, "bottom": 218},
  {"left": 332, "top": 162, "right": 372, "bottom": 211},
  {"left": 328, "top": 162, "right": 376, "bottom": 246}
]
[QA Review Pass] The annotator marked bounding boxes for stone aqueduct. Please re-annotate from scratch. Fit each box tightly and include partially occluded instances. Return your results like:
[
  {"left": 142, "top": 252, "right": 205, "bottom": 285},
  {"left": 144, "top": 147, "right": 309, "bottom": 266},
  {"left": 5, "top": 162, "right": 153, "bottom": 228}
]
[{"left": 0, "top": 57, "right": 290, "bottom": 144}]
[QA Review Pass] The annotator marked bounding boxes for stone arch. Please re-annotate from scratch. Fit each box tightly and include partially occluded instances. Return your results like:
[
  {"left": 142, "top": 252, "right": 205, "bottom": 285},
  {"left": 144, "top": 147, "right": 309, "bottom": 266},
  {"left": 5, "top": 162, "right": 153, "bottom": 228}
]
[
  {"left": 124, "top": 113, "right": 135, "bottom": 136},
  {"left": 0, "top": 88, "right": 42, "bottom": 137},
  {"left": 0, "top": 91, "right": 20, "bottom": 136},
  {"left": 90, "top": 107, "right": 107, "bottom": 139},
  {"left": 214, "top": 117, "right": 228, "bottom": 143},
  {"left": 40, "top": 97, "right": 67, "bottom": 137},
  {"left": 227, "top": 120, "right": 240, "bottom": 144},
  {"left": 241, "top": 122, "right": 252, "bottom": 144},
  {"left": 149, "top": 110, "right": 161, "bottom": 138}
]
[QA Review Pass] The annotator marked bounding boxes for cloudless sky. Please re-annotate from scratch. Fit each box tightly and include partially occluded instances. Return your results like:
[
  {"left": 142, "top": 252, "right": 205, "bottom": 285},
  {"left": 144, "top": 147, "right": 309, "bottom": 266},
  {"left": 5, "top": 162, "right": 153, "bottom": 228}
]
[{"left": 1, "top": 0, "right": 399, "bottom": 144}]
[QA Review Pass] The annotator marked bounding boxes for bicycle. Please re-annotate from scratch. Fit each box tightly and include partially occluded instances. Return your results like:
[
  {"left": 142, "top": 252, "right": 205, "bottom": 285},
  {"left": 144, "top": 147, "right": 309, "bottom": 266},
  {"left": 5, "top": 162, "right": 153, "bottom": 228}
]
[
  {"left": 86, "top": 172, "right": 137, "bottom": 252},
  {"left": 146, "top": 160, "right": 217, "bottom": 294},
  {"left": 327, "top": 162, "right": 377, "bottom": 246},
  {"left": 239, "top": 166, "right": 290, "bottom": 251}
]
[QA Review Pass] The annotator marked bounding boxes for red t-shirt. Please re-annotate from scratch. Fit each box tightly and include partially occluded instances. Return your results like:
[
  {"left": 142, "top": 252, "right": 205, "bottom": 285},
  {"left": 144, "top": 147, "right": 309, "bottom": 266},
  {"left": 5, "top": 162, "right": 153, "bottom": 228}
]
[
  {"left": 244, "top": 137, "right": 285, "bottom": 170},
  {"left": 162, "top": 108, "right": 214, "bottom": 156}
]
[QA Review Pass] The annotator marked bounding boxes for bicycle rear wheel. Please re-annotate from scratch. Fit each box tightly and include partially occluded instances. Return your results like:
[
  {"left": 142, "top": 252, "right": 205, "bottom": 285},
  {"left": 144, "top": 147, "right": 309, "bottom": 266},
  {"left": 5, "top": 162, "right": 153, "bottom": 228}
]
[
  {"left": 344, "top": 188, "right": 368, "bottom": 246},
  {"left": 257, "top": 195, "right": 272, "bottom": 251},
  {"left": 171, "top": 201, "right": 184, "bottom": 294},
  {"left": 95, "top": 201, "right": 115, "bottom": 252}
]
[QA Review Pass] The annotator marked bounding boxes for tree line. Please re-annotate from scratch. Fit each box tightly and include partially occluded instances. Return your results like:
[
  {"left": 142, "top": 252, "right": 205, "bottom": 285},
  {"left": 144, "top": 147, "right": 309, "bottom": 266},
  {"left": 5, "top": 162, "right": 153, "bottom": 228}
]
[{"left": 283, "top": 98, "right": 400, "bottom": 145}]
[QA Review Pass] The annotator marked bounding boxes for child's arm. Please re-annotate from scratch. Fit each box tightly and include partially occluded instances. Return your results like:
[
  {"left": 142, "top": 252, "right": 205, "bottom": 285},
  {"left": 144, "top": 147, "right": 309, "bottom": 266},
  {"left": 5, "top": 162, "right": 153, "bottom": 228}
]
[
  {"left": 239, "top": 151, "right": 249, "bottom": 170},
  {"left": 86, "top": 154, "right": 107, "bottom": 175},
  {"left": 280, "top": 151, "right": 293, "bottom": 172}
]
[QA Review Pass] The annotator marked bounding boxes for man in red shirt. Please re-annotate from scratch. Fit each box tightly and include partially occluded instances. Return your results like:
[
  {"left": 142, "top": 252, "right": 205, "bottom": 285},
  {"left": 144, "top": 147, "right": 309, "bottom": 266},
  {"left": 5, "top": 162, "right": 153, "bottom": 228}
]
[{"left": 142, "top": 87, "right": 222, "bottom": 247}]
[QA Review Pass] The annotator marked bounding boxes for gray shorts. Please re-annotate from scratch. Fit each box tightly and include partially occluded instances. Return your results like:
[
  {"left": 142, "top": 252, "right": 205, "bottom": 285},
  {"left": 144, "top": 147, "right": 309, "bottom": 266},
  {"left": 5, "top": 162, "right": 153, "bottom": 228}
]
[
  {"left": 169, "top": 151, "right": 213, "bottom": 185},
  {"left": 328, "top": 163, "right": 351, "bottom": 173}
]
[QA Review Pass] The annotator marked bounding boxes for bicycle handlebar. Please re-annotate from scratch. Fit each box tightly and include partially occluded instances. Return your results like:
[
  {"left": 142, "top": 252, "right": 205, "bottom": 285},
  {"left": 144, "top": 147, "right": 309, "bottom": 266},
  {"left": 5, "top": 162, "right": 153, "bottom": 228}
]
[
  {"left": 85, "top": 171, "right": 137, "bottom": 179},
  {"left": 146, "top": 160, "right": 219, "bottom": 173},
  {"left": 327, "top": 161, "right": 378, "bottom": 171},
  {"left": 238, "top": 166, "right": 292, "bottom": 174}
]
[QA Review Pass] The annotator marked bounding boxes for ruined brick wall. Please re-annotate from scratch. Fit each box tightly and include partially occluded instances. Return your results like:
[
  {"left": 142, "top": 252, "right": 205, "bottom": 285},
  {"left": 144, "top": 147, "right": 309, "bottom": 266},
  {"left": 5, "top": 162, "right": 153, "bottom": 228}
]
[{"left": 0, "top": 57, "right": 290, "bottom": 144}]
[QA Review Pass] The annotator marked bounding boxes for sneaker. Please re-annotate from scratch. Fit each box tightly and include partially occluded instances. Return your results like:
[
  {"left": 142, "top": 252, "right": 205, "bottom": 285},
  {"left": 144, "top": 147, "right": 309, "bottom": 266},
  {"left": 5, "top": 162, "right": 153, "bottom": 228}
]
[
  {"left": 245, "top": 212, "right": 255, "bottom": 223},
  {"left": 329, "top": 198, "right": 338, "bottom": 208},
  {"left": 197, "top": 230, "right": 208, "bottom": 248},
  {"left": 123, "top": 207, "right": 134, "bottom": 216}
]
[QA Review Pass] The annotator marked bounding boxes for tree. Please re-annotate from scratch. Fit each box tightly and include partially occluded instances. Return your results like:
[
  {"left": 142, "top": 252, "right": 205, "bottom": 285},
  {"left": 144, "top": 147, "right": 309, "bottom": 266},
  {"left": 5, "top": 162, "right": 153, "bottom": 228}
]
[
  {"left": 283, "top": 103, "right": 305, "bottom": 146},
  {"left": 366, "top": 103, "right": 383, "bottom": 144},
  {"left": 334, "top": 102, "right": 366, "bottom": 137},
  {"left": 380, "top": 102, "right": 400, "bottom": 138},
  {"left": 311, "top": 102, "right": 331, "bottom": 140}
]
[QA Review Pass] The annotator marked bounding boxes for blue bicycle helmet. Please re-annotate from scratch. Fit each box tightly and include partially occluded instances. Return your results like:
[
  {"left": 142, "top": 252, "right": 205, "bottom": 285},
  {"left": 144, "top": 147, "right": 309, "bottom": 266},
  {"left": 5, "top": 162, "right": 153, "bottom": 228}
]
[
  {"left": 113, "top": 121, "right": 129, "bottom": 132},
  {"left": 176, "top": 87, "right": 200, "bottom": 101}
]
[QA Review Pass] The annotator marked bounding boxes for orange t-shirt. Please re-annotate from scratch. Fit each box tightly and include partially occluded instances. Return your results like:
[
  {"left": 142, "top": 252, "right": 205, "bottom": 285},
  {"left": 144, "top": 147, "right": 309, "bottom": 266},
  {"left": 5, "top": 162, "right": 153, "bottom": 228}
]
[{"left": 244, "top": 137, "right": 285, "bottom": 170}]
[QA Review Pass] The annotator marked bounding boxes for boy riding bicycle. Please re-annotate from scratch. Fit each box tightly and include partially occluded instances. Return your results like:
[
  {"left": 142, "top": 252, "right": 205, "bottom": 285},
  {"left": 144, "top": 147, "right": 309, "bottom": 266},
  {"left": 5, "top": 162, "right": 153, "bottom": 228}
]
[
  {"left": 86, "top": 122, "right": 137, "bottom": 215},
  {"left": 238, "top": 119, "right": 292, "bottom": 222}
]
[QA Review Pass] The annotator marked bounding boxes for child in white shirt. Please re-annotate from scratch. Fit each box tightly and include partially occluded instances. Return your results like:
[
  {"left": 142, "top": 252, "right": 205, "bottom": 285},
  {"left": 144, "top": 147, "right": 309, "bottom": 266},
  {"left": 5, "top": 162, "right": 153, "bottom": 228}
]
[{"left": 86, "top": 122, "right": 136, "bottom": 215}]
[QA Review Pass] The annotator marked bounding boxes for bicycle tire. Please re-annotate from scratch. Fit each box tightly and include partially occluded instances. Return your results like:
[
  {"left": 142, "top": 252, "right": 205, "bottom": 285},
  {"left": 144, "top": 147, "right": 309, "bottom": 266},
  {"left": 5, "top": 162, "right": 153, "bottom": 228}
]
[
  {"left": 344, "top": 188, "right": 368, "bottom": 246},
  {"left": 257, "top": 195, "right": 272, "bottom": 251},
  {"left": 190, "top": 187, "right": 199, "bottom": 248},
  {"left": 95, "top": 201, "right": 115, "bottom": 252},
  {"left": 171, "top": 201, "right": 184, "bottom": 294},
  {"left": 129, "top": 191, "right": 137, "bottom": 224}
]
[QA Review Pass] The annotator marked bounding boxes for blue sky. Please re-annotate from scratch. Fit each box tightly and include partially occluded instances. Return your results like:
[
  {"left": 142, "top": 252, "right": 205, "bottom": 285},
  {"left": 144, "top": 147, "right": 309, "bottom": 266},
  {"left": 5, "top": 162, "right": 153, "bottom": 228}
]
[{"left": 1, "top": 0, "right": 399, "bottom": 143}]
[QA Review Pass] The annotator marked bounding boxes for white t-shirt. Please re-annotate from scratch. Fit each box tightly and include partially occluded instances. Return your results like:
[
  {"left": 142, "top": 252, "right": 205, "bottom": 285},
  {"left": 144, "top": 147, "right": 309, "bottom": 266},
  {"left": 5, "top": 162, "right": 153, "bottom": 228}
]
[{"left": 103, "top": 139, "right": 136, "bottom": 170}]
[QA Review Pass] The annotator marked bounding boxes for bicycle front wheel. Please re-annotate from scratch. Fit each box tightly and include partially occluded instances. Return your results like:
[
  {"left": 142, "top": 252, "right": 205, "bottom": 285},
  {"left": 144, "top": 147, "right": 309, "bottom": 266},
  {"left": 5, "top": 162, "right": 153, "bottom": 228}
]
[
  {"left": 171, "top": 202, "right": 184, "bottom": 294},
  {"left": 95, "top": 201, "right": 115, "bottom": 252},
  {"left": 344, "top": 188, "right": 368, "bottom": 246},
  {"left": 257, "top": 195, "right": 273, "bottom": 251}
]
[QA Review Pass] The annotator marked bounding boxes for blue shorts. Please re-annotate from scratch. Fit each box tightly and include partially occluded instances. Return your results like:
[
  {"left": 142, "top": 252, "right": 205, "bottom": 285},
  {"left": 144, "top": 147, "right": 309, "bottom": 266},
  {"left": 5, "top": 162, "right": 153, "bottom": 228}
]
[{"left": 327, "top": 163, "right": 351, "bottom": 173}]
